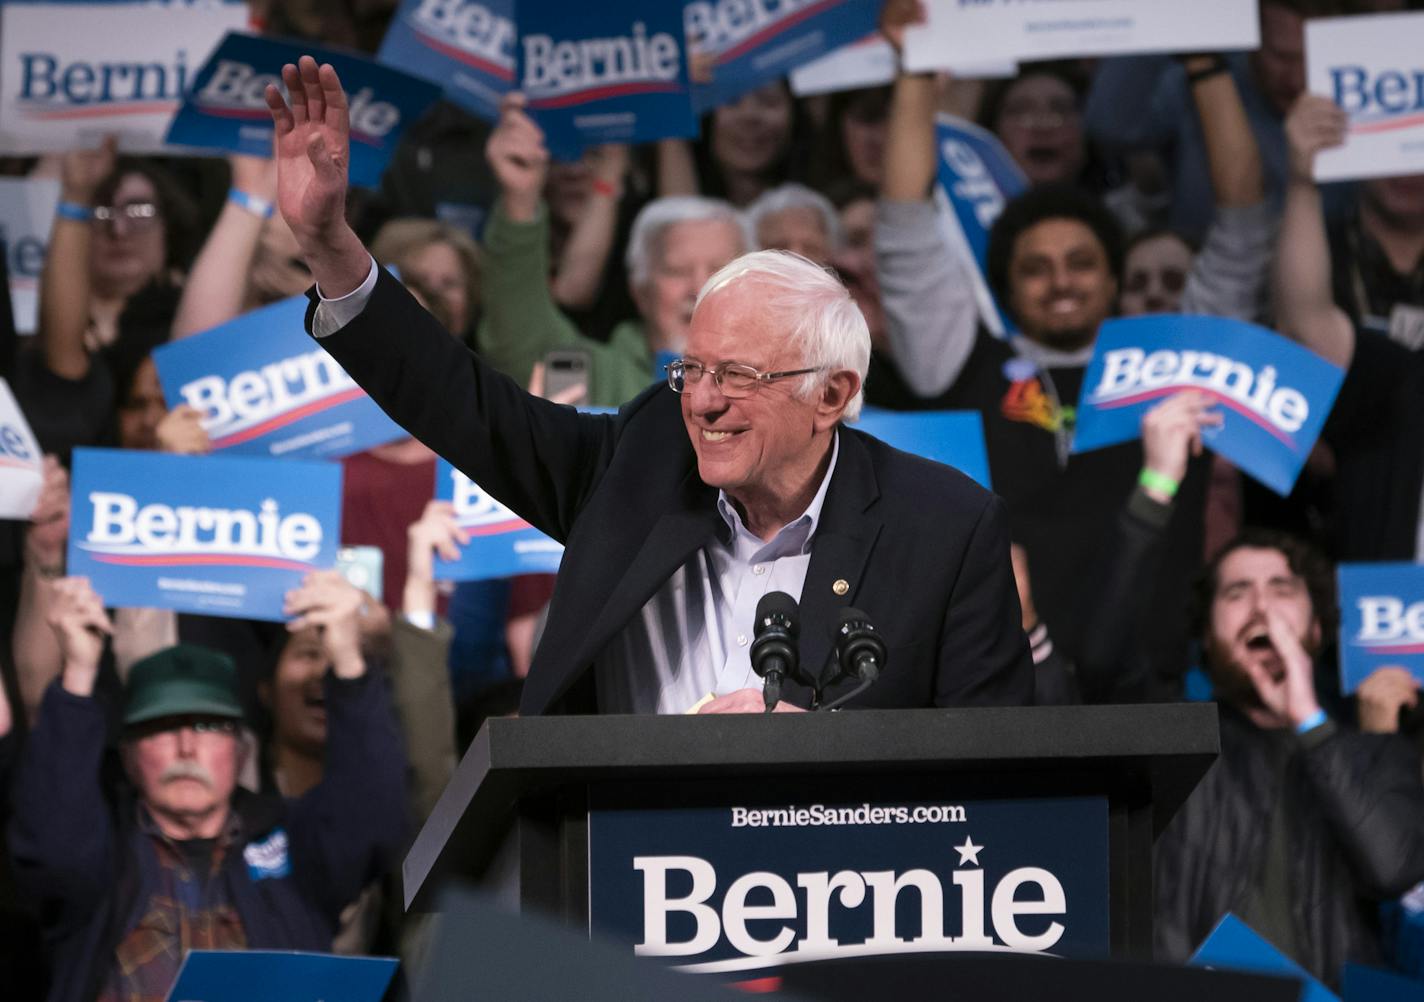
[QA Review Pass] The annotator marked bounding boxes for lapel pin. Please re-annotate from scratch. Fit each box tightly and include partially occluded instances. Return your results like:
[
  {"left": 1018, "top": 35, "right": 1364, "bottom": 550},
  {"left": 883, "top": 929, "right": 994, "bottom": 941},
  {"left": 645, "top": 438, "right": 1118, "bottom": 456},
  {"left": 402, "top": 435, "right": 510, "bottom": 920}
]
[{"left": 832, "top": 579, "right": 849, "bottom": 596}]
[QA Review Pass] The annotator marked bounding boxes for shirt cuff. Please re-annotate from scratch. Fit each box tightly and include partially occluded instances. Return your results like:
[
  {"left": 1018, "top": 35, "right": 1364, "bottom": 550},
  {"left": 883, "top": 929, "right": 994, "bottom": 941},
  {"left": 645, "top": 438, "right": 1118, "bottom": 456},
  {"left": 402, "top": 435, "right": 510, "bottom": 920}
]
[
  {"left": 402, "top": 609, "right": 436, "bottom": 632},
  {"left": 311, "top": 256, "right": 379, "bottom": 338}
]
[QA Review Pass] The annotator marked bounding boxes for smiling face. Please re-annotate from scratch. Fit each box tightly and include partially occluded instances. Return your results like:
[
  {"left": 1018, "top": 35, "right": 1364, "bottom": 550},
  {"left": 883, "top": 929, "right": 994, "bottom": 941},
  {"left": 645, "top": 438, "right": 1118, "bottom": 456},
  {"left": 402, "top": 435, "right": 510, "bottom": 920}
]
[
  {"left": 267, "top": 628, "right": 329, "bottom": 756},
  {"left": 712, "top": 82, "right": 793, "bottom": 177},
  {"left": 633, "top": 218, "right": 746, "bottom": 351},
  {"left": 1205, "top": 546, "right": 1321, "bottom": 706},
  {"left": 1007, "top": 218, "right": 1117, "bottom": 349},
  {"left": 680, "top": 280, "right": 844, "bottom": 520}
]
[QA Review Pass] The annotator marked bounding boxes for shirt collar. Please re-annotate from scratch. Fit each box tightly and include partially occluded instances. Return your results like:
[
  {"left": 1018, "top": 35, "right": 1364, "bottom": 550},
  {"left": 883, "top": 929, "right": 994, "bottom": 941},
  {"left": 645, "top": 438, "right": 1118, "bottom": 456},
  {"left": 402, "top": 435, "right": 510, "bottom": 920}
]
[{"left": 716, "top": 430, "right": 840, "bottom": 557}]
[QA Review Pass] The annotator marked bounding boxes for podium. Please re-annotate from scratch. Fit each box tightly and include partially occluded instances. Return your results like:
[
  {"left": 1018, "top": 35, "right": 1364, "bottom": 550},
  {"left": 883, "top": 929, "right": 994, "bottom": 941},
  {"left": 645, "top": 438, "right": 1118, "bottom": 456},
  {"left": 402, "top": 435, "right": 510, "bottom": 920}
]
[{"left": 403, "top": 704, "right": 1218, "bottom": 967}]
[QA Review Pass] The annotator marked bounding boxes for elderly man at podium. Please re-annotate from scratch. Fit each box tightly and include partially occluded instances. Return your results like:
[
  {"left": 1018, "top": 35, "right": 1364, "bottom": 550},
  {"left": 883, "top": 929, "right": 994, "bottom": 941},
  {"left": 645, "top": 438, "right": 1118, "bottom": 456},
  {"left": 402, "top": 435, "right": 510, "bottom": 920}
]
[{"left": 267, "top": 57, "right": 1032, "bottom": 716}]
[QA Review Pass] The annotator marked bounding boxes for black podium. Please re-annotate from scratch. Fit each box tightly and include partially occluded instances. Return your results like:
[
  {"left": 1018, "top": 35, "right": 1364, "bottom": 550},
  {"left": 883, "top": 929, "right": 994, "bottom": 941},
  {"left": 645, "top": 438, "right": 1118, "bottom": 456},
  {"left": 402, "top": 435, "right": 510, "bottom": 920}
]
[{"left": 403, "top": 704, "right": 1218, "bottom": 965}]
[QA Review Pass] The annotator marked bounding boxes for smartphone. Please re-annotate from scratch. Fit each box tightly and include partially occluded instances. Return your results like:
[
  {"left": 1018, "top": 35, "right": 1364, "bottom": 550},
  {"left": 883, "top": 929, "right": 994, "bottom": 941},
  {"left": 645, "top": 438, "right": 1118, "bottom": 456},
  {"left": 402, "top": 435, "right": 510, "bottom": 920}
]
[
  {"left": 334, "top": 545, "right": 384, "bottom": 604},
  {"left": 543, "top": 349, "right": 590, "bottom": 406}
]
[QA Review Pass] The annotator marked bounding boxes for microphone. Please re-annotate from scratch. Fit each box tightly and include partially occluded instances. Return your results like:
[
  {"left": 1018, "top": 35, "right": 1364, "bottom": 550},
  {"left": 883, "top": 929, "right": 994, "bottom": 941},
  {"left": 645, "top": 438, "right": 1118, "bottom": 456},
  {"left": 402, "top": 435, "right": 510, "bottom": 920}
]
[
  {"left": 750, "top": 591, "right": 800, "bottom": 712},
  {"left": 820, "top": 608, "right": 887, "bottom": 711}
]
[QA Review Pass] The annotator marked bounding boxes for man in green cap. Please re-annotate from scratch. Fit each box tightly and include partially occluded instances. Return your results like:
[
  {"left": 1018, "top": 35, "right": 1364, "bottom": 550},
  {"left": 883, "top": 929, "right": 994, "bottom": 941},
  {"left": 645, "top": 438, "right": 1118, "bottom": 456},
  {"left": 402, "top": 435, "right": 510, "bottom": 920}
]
[{"left": 8, "top": 573, "right": 408, "bottom": 1002}]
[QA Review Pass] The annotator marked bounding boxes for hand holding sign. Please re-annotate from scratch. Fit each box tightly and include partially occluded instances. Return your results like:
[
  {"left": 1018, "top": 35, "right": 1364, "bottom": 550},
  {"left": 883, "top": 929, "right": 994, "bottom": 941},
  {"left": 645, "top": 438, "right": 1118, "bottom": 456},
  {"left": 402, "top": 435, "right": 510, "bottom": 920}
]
[
  {"left": 60, "top": 134, "right": 117, "bottom": 205},
  {"left": 1357, "top": 667, "right": 1421, "bottom": 734},
  {"left": 48, "top": 576, "right": 113, "bottom": 696},
  {"left": 264, "top": 57, "right": 368, "bottom": 298},
  {"left": 1140, "top": 391, "right": 1222, "bottom": 500},
  {"left": 1285, "top": 94, "right": 1347, "bottom": 184},
  {"left": 156, "top": 405, "right": 212, "bottom": 456},
  {"left": 24, "top": 456, "right": 69, "bottom": 575},
  {"left": 486, "top": 93, "right": 549, "bottom": 221},
  {"left": 404, "top": 500, "right": 469, "bottom": 617},
  {"left": 879, "top": 0, "right": 927, "bottom": 55},
  {"left": 283, "top": 570, "right": 368, "bottom": 680}
]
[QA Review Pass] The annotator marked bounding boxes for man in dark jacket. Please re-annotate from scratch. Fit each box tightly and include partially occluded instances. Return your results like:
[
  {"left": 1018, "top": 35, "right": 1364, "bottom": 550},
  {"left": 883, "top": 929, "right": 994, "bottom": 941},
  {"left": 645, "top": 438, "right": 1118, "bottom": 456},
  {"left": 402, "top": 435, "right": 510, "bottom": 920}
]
[
  {"left": 7, "top": 574, "right": 406, "bottom": 1002},
  {"left": 1154, "top": 530, "right": 1424, "bottom": 984}
]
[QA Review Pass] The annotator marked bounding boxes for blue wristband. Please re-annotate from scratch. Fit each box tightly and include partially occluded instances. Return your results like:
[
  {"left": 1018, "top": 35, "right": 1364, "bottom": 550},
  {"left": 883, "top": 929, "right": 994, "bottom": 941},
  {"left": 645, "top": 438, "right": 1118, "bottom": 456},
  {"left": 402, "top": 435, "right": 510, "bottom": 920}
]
[
  {"left": 1295, "top": 708, "right": 1328, "bottom": 734},
  {"left": 228, "top": 188, "right": 274, "bottom": 220},
  {"left": 55, "top": 201, "right": 92, "bottom": 222}
]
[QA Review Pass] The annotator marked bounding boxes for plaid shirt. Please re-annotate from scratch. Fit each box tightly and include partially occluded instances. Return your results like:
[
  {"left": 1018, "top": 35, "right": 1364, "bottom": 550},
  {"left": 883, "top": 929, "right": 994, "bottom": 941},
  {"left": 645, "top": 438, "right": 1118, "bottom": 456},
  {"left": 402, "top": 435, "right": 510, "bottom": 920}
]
[{"left": 96, "top": 808, "right": 248, "bottom": 1002}]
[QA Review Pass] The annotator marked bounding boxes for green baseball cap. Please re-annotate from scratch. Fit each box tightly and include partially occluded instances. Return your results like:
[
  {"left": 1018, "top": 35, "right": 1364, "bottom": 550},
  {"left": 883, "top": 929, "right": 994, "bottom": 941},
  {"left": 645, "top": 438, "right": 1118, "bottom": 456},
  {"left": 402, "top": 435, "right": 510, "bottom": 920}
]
[{"left": 123, "top": 644, "right": 244, "bottom": 728}]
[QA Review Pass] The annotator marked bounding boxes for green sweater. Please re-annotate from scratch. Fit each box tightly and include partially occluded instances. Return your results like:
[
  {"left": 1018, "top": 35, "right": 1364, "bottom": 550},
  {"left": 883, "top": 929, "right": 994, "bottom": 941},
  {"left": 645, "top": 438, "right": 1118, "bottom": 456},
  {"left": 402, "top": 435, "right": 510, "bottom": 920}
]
[{"left": 478, "top": 200, "right": 655, "bottom": 407}]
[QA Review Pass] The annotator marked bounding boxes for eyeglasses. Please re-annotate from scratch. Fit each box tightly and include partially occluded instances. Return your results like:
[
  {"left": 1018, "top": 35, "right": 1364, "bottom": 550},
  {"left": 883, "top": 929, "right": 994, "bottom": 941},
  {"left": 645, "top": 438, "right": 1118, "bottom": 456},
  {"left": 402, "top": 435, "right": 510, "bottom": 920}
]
[
  {"left": 93, "top": 201, "right": 160, "bottom": 230},
  {"left": 665, "top": 359, "right": 822, "bottom": 398}
]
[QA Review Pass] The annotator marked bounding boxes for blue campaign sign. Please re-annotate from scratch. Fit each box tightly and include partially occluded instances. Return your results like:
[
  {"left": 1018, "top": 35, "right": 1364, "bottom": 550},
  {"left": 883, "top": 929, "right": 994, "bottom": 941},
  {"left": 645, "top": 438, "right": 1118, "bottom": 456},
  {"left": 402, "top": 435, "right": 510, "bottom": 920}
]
[
  {"left": 1337, "top": 562, "right": 1424, "bottom": 694},
  {"left": 167, "top": 950, "right": 398, "bottom": 1002},
  {"left": 933, "top": 114, "right": 1026, "bottom": 339},
  {"left": 685, "top": 0, "right": 881, "bottom": 112},
  {"left": 516, "top": 0, "right": 698, "bottom": 161},
  {"left": 433, "top": 459, "right": 564, "bottom": 581},
  {"left": 164, "top": 32, "right": 441, "bottom": 188},
  {"left": 376, "top": 0, "right": 514, "bottom": 122},
  {"left": 66, "top": 448, "right": 342, "bottom": 622},
  {"left": 1190, "top": 914, "right": 1336, "bottom": 1002},
  {"left": 1072, "top": 315, "right": 1345, "bottom": 497},
  {"left": 857, "top": 409, "right": 992, "bottom": 490},
  {"left": 589, "top": 794, "right": 1108, "bottom": 974},
  {"left": 151, "top": 294, "right": 406, "bottom": 460}
]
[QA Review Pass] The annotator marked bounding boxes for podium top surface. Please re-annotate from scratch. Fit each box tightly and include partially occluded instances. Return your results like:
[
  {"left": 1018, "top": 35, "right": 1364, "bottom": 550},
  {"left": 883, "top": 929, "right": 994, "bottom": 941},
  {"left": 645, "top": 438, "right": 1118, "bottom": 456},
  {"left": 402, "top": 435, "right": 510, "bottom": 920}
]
[{"left": 405, "top": 704, "right": 1220, "bottom": 910}]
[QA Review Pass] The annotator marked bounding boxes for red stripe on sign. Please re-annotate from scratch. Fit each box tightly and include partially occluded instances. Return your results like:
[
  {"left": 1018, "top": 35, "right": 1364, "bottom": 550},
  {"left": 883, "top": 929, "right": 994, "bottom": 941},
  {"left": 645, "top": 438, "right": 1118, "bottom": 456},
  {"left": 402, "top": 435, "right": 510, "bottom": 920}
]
[
  {"left": 458, "top": 518, "right": 532, "bottom": 536},
  {"left": 23, "top": 100, "right": 178, "bottom": 120},
  {"left": 413, "top": 30, "right": 516, "bottom": 81},
  {"left": 1352, "top": 112, "right": 1424, "bottom": 135},
  {"left": 91, "top": 553, "right": 313, "bottom": 571},
  {"left": 1094, "top": 386, "right": 1296, "bottom": 447},
  {"left": 718, "top": 0, "right": 843, "bottom": 64},
  {"left": 210, "top": 387, "right": 367, "bottom": 450},
  {"left": 526, "top": 80, "right": 683, "bottom": 109}
]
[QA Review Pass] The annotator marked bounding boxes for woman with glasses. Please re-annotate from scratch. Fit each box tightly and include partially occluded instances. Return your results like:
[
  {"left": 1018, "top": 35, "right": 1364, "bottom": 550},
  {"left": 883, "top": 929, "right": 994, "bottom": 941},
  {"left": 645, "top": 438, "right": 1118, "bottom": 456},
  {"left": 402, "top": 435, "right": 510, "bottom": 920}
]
[{"left": 15, "top": 136, "right": 197, "bottom": 458}]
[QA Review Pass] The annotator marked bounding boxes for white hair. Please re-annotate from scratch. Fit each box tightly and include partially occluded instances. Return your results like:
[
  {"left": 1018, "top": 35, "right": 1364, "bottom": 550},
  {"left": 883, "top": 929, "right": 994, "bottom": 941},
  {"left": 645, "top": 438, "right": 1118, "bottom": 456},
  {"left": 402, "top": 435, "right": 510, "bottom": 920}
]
[
  {"left": 746, "top": 183, "right": 844, "bottom": 252},
  {"left": 696, "top": 250, "right": 871, "bottom": 420},
  {"left": 625, "top": 196, "right": 750, "bottom": 288}
]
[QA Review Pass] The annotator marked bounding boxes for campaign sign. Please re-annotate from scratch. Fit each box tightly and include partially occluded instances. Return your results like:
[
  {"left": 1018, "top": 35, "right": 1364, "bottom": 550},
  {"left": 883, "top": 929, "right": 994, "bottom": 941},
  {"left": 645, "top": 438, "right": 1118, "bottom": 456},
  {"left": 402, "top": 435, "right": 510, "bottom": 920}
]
[
  {"left": 1190, "top": 914, "right": 1335, "bottom": 1002},
  {"left": 1072, "top": 315, "right": 1345, "bottom": 497},
  {"left": 168, "top": 950, "right": 398, "bottom": 1002},
  {"left": 376, "top": 0, "right": 514, "bottom": 122},
  {"left": 164, "top": 32, "right": 441, "bottom": 188},
  {"left": 0, "top": 377, "right": 44, "bottom": 518},
  {"left": 66, "top": 448, "right": 342, "bottom": 621},
  {"left": 0, "top": 176, "right": 58, "bottom": 333},
  {"left": 933, "top": 114, "right": 1026, "bottom": 339},
  {"left": 857, "top": 409, "right": 992, "bottom": 490},
  {"left": 589, "top": 794, "right": 1108, "bottom": 974},
  {"left": 151, "top": 294, "right": 406, "bottom": 460},
  {"left": 1337, "top": 563, "right": 1424, "bottom": 695},
  {"left": 1306, "top": 12, "right": 1424, "bottom": 183},
  {"left": 517, "top": 0, "right": 698, "bottom": 161},
  {"left": 685, "top": 0, "right": 880, "bottom": 111},
  {"left": 433, "top": 459, "right": 564, "bottom": 581},
  {"left": 906, "top": 0, "right": 1259, "bottom": 67},
  {"left": 0, "top": 0, "right": 248, "bottom": 153}
]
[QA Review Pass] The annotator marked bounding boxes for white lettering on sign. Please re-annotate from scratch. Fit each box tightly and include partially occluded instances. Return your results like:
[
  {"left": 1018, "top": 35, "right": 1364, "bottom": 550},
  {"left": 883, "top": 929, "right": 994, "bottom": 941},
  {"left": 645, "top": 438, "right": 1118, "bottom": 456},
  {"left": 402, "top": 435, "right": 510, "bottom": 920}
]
[
  {"left": 1091, "top": 348, "right": 1309, "bottom": 437},
  {"left": 941, "top": 138, "right": 1006, "bottom": 229},
  {"left": 631, "top": 852, "right": 1066, "bottom": 961},
  {"left": 521, "top": 22, "right": 679, "bottom": 95},
  {"left": 684, "top": 0, "right": 820, "bottom": 52},
  {"left": 412, "top": 0, "right": 515, "bottom": 69},
  {"left": 180, "top": 348, "right": 357, "bottom": 440},
  {"left": 84, "top": 492, "right": 321, "bottom": 561},
  {"left": 196, "top": 61, "right": 401, "bottom": 139},
  {"left": 1357, "top": 597, "right": 1424, "bottom": 645},
  {"left": 1330, "top": 64, "right": 1424, "bottom": 123}
]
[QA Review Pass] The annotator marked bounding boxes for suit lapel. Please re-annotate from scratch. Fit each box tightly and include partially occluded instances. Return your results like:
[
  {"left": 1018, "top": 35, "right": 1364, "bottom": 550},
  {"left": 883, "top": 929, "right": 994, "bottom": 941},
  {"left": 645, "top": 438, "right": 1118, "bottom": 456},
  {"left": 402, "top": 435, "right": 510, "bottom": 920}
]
[{"left": 797, "top": 430, "right": 883, "bottom": 697}]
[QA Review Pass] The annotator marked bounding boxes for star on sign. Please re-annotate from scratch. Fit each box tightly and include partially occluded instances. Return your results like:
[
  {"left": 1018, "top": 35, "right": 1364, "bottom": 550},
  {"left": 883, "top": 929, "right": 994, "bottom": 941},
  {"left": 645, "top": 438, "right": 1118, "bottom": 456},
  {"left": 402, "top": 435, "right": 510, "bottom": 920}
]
[{"left": 954, "top": 837, "right": 983, "bottom": 866}]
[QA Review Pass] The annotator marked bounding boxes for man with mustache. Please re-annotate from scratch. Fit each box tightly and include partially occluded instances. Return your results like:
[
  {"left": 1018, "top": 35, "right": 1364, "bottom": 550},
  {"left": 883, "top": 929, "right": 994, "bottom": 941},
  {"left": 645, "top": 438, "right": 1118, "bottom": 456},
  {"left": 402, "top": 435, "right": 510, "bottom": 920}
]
[
  {"left": 7, "top": 575, "right": 406, "bottom": 1002},
  {"left": 1154, "top": 530, "right": 1424, "bottom": 983}
]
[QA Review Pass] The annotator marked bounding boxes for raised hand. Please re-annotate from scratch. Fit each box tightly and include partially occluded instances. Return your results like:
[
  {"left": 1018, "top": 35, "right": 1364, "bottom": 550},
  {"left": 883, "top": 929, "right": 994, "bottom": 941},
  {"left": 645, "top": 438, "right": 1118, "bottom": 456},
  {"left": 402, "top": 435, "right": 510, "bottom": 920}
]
[
  {"left": 1139, "top": 390, "right": 1223, "bottom": 500},
  {"left": 47, "top": 576, "right": 113, "bottom": 695},
  {"left": 880, "top": 0, "right": 927, "bottom": 56},
  {"left": 1284, "top": 94, "right": 1347, "bottom": 184},
  {"left": 1357, "top": 666, "right": 1421, "bottom": 734},
  {"left": 1235, "top": 606, "right": 1322, "bottom": 730},
  {"left": 155, "top": 404, "right": 212, "bottom": 456},
  {"left": 284, "top": 570, "right": 369, "bottom": 679},
  {"left": 487, "top": 93, "right": 550, "bottom": 221},
  {"left": 60, "top": 135, "right": 117, "bottom": 206},
  {"left": 263, "top": 56, "right": 368, "bottom": 297},
  {"left": 24, "top": 456, "right": 70, "bottom": 575},
  {"left": 403, "top": 500, "right": 468, "bottom": 618}
]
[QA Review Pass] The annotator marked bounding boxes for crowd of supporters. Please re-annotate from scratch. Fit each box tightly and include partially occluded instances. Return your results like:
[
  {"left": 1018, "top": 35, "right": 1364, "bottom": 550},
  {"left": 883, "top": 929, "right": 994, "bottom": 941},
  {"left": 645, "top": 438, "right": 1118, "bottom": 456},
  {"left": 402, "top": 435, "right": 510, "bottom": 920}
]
[{"left": 0, "top": 0, "right": 1421, "bottom": 997}]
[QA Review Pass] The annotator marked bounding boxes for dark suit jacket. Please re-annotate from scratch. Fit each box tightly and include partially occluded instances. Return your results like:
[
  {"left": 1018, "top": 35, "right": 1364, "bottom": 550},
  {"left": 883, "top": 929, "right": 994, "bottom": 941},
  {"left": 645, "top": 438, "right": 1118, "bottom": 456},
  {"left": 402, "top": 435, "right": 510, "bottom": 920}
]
[{"left": 309, "top": 270, "right": 1032, "bottom": 715}]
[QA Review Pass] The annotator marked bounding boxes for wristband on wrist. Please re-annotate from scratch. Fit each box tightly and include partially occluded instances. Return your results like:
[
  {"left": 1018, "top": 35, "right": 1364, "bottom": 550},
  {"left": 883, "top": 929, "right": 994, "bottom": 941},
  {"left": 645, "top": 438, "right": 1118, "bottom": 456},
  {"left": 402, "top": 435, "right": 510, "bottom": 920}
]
[
  {"left": 1295, "top": 708, "right": 1328, "bottom": 734},
  {"left": 1187, "top": 59, "right": 1229, "bottom": 85},
  {"left": 56, "top": 201, "right": 93, "bottom": 222},
  {"left": 228, "top": 188, "right": 275, "bottom": 219},
  {"left": 1138, "top": 467, "right": 1180, "bottom": 499},
  {"left": 590, "top": 177, "right": 620, "bottom": 199}
]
